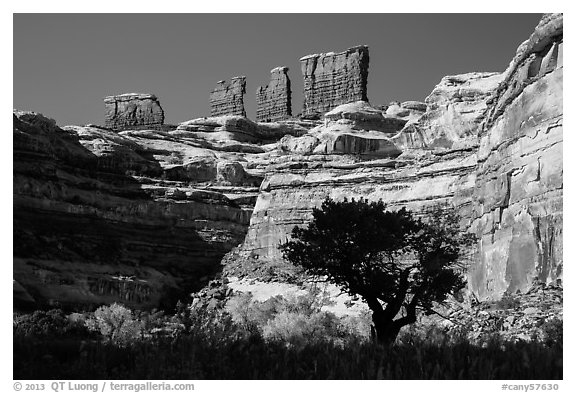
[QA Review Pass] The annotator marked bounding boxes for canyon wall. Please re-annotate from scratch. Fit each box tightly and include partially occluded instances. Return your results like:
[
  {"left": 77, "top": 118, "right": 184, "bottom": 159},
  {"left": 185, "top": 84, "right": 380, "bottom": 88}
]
[
  {"left": 256, "top": 67, "right": 292, "bottom": 122},
  {"left": 210, "top": 77, "right": 247, "bottom": 117},
  {"left": 104, "top": 93, "right": 164, "bottom": 130},
  {"left": 231, "top": 14, "right": 563, "bottom": 300},
  {"left": 300, "top": 45, "right": 369, "bottom": 117},
  {"left": 13, "top": 14, "right": 562, "bottom": 309},
  {"left": 13, "top": 110, "right": 270, "bottom": 310},
  {"left": 469, "top": 13, "right": 563, "bottom": 298}
]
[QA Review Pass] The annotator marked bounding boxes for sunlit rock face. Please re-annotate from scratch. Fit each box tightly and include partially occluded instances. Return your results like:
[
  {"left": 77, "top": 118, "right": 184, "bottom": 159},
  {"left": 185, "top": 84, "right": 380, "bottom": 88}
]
[
  {"left": 300, "top": 46, "right": 369, "bottom": 117},
  {"left": 233, "top": 100, "right": 479, "bottom": 276},
  {"left": 469, "top": 13, "right": 563, "bottom": 299},
  {"left": 13, "top": 14, "right": 562, "bottom": 310},
  {"left": 104, "top": 93, "right": 165, "bottom": 130},
  {"left": 210, "top": 76, "right": 247, "bottom": 117},
  {"left": 229, "top": 14, "right": 563, "bottom": 301},
  {"left": 256, "top": 67, "right": 292, "bottom": 122}
]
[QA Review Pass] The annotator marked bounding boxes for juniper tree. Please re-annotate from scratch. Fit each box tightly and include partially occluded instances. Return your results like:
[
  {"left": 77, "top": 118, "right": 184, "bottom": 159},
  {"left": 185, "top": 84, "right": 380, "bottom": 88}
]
[{"left": 279, "top": 198, "right": 475, "bottom": 345}]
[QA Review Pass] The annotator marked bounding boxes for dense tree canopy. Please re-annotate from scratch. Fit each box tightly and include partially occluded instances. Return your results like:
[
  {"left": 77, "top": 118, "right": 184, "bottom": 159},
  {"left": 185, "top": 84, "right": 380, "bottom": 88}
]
[{"left": 279, "top": 198, "right": 476, "bottom": 344}]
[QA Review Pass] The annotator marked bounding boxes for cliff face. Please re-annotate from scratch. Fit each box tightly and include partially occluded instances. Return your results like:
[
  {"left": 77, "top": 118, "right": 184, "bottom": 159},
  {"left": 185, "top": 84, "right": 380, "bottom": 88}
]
[
  {"left": 256, "top": 67, "right": 292, "bottom": 122},
  {"left": 469, "top": 13, "right": 563, "bottom": 298},
  {"left": 104, "top": 93, "right": 164, "bottom": 130},
  {"left": 210, "top": 77, "right": 247, "bottom": 117},
  {"left": 13, "top": 110, "right": 280, "bottom": 310},
  {"left": 14, "top": 14, "right": 562, "bottom": 309},
  {"left": 235, "top": 114, "right": 478, "bottom": 274},
  {"left": 300, "top": 46, "right": 369, "bottom": 117},
  {"left": 230, "top": 14, "right": 563, "bottom": 300}
]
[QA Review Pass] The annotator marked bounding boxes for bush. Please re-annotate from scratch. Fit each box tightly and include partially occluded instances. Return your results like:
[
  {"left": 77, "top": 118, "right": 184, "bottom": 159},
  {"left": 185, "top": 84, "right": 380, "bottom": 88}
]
[
  {"left": 541, "top": 317, "right": 563, "bottom": 347},
  {"left": 85, "top": 303, "right": 144, "bottom": 347},
  {"left": 225, "top": 287, "right": 370, "bottom": 347},
  {"left": 495, "top": 295, "right": 521, "bottom": 310},
  {"left": 14, "top": 309, "right": 90, "bottom": 339}
]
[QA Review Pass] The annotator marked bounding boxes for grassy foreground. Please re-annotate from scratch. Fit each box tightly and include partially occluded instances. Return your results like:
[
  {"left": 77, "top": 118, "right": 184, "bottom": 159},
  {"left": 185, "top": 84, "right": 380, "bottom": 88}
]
[
  {"left": 14, "top": 334, "right": 562, "bottom": 379},
  {"left": 13, "top": 297, "right": 562, "bottom": 380}
]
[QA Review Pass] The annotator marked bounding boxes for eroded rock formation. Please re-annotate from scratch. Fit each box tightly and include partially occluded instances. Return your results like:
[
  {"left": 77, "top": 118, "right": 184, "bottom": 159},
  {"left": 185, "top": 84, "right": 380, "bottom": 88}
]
[
  {"left": 469, "top": 13, "right": 563, "bottom": 298},
  {"left": 104, "top": 93, "right": 164, "bottom": 130},
  {"left": 256, "top": 67, "right": 292, "bottom": 122},
  {"left": 228, "top": 14, "right": 563, "bottom": 301},
  {"left": 300, "top": 45, "right": 369, "bottom": 117},
  {"left": 210, "top": 77, "right": 247, "bottom": 117},
  {"left": 13, "top": 14, "right": 562, "bottom": 310},
  {"left": 13, "top": 110, "right": 272, "bottom": 310}
]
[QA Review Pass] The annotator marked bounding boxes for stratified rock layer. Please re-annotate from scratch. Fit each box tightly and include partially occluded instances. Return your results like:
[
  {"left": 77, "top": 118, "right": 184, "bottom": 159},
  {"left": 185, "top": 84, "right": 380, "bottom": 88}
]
[
  {"left": 256, "top": 67, "right": 292, "bottom": 122},
  {"left": 229, "top": 14, "right": 563, "bottom": 302},
  {"left": 104, "top": 93, "right": 164, "bottom": 130},
  {"left": 210, "top": 77, "right": 247, "bottom": 117},
  {"left": 469, "top": 13, "right": 563, "bottom": 299},
  {"left": 13, "top": 106, "right": 321, "bottom": 310},
  {"left": 13, "top": 14, "right": 562, "bottom": 310},
  {"left": 13, "top": 111, "right": 277, "bottom": 310},
  {"left": 300, "top": 46, "right": 369, "bottom": 117}
]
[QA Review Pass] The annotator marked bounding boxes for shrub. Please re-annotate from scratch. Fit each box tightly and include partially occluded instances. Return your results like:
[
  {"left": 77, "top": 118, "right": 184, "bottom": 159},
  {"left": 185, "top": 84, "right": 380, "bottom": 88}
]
[
  {"left": 225, "top": 287, "right": 371, "bottom": 347},
  {"left": 495, "top": 295, "right": 521, "bottom": 310},
  {"left": 85, "top": 303, "right": 144, "bottom": 347},
  {"left": 541, "top": 317, "right": 563, "bottom": 347},
  {"left": 14, "top": 309, "right": 90, "bottom": 339}
]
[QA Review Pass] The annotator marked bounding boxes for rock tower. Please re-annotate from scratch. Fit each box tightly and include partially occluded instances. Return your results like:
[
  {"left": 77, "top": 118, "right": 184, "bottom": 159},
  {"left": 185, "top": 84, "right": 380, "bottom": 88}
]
[
  {"left": 104, "top": 93, "right": 164, "bottom": 130},
  {"left": 300, "top": 45, "right": 369, "bottom": 117},
  {"left": 256, "top": 67, "right": 292, "bottom": 122},
  {"left": 210, "top": 76, "right": 247, "bottom": 117}
]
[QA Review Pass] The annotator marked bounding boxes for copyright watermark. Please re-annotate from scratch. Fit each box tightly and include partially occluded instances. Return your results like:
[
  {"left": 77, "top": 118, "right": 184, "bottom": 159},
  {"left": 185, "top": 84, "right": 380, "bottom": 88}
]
[{"left": 12, "top": 381, "right": 194, "bottom": 392}]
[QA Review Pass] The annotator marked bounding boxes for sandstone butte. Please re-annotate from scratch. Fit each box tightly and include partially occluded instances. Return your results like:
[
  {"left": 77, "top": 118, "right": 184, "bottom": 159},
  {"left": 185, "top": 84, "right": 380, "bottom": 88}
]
[{"left": 13, "top": 14, "right": 562, "bottom": 311}]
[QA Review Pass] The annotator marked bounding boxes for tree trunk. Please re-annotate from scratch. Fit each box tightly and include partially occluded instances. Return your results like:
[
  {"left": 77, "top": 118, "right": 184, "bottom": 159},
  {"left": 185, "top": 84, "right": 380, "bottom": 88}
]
[{"left": 371, "top": 313, "right": 402, "bottom": 346}]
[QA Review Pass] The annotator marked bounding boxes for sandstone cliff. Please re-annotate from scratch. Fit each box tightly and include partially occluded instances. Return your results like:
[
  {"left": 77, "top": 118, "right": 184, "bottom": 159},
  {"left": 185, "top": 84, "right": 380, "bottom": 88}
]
[
  {"left": 13, "top": 107, "right": 322, "bottom": 309},
  {"left": 13, "top": 111, "right": 267, "bottom": 309},
  {"left": 301, "top": 46, "right": 369, "bottom": 117},
  {"left": 228, "top": 14, "right": 563, "bottom": 301},
  {"left": 256, "top": 67, "right": 292, "bottom": 122},
  {"left": 104, "top": 93, "right": 165, "bottom": 130},
  {"left": 469, "top": 13, "right": 563, "bottom": 298},
  {"left": 210, "top": 77, "right": 247, "bottom": 117},
  {"left": 13, "top": 14, "right": 562, "bottom": 310}
]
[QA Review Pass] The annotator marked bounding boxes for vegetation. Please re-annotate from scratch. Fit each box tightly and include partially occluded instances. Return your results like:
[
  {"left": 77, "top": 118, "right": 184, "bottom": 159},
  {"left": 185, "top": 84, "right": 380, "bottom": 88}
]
[
  {"left": 13, "top": 298, "right": 562, "bottom": 379},
  {"left": 12, "top": 201, "right": 562, "bottom": 379},
  {"left": 225, "top": 288, "right": 371, "bottom": 347},
  {"left": 280, "top": 198, "right": 476, "bottom": 344}
]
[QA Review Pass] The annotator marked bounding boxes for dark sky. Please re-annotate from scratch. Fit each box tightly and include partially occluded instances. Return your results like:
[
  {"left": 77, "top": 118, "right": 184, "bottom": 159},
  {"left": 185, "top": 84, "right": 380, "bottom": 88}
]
[{"left": 13, "top": 13, "right": 542, "bottom": 126}]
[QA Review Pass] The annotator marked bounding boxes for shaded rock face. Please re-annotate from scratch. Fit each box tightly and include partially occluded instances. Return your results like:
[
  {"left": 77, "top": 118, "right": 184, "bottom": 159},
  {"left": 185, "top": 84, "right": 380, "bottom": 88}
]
[
  {"left": 469, "top": 13, "right": 563, "bottom": 299},
  {"left": 210, "top": 77, "right": 247, "bottom": 117},
  {"left": 256, "top": 67, "right": 292, "bottom": 122},
  {"left": 104, "top": 93, "right": 164, "bottom": 130},
  {"left": 13, "top": 110, "right": 270, "bottom": 310},
  {"left": 300, "top": 45, "right": 369, "bottom": 117}
]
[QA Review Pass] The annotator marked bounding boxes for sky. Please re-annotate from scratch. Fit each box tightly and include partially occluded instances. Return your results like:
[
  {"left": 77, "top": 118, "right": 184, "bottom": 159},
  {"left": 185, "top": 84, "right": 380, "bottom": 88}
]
[{"left": 13, "top": 13, "right": 543, "bottom": 126}]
